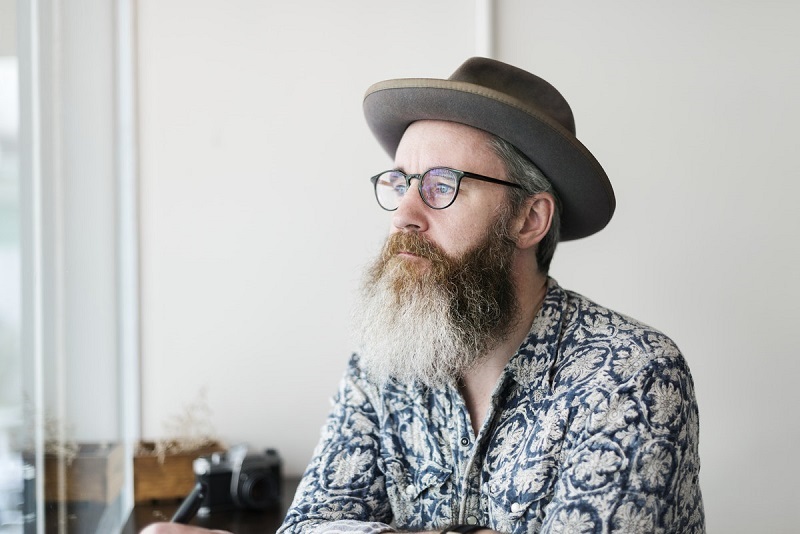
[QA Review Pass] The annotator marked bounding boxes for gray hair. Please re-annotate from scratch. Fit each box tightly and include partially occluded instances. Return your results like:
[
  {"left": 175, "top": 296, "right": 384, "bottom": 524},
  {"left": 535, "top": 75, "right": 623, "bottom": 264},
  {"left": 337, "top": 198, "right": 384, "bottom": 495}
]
[{"left": 489, "top": 136, "right": 561, "bottom": 273}]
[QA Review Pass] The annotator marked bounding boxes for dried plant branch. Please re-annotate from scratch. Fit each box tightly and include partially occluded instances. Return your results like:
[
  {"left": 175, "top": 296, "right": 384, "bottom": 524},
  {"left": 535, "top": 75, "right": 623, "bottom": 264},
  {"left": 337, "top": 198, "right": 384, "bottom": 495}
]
[
  {"left": 136, "top": 387, "right": 222, "bottom": 463},
  {"left": 22, "top": 394, "right": 80, "bottom": 465}
]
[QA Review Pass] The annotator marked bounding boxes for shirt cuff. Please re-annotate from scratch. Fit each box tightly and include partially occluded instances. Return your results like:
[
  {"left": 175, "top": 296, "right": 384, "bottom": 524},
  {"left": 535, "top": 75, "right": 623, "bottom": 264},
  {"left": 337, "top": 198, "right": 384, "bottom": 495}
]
[{"left": 313, "top": 519, "right": 396, "bottom": 534}]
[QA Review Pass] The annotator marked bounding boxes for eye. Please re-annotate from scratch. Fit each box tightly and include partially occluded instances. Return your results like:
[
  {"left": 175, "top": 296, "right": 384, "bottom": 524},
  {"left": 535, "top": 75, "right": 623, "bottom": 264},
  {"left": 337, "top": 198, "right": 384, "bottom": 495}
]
[
  {"left": 432, "top": 182, "right": 455, "bottom": 195},
  {"left": 389, "top": 177, "right": 408, "bottom": 195},
  {"left": 423, "top": 169, "right": 458, "bottom": 198}
]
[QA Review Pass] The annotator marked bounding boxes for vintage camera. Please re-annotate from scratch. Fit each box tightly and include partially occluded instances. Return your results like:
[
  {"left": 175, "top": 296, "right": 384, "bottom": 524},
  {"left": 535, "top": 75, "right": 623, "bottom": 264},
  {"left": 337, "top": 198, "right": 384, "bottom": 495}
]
[{"left": 192, "top": 445, "right": 281, "bottom": 515}]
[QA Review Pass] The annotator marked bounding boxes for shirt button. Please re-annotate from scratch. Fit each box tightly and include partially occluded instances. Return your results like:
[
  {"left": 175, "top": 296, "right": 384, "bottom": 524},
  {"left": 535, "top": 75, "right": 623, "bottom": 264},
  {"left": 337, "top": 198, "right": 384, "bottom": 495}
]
[
  {"left": 510, "top": 502, "right": 523, "bottom": 513},
  {"left": 404, "top": 484, "right": 416, "bottom": 496},
  {"left": 460, "top": 436, "right": 470, "bottom": 446},
  {"left": 466, "top": 515, "right": 478, "bottom": 525}
]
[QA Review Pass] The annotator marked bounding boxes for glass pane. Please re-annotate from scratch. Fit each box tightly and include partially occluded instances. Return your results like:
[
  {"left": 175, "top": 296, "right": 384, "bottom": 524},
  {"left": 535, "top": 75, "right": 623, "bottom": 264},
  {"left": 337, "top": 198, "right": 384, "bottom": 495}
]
[
  {"left": 0, "top": 0, "right": 26, "bottom": 532},
  {"left": 35, "top": 0, "right": 129, "bottom": 527},
  {"left": 9, "top": 0, "right": 136, "bottom": 530}
]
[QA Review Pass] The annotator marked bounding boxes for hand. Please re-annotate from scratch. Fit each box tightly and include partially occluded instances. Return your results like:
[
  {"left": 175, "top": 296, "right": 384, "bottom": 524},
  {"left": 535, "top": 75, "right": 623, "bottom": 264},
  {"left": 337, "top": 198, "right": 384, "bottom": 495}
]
[{"left": 139, "top": 523, "right": 232, "bottom": 534}]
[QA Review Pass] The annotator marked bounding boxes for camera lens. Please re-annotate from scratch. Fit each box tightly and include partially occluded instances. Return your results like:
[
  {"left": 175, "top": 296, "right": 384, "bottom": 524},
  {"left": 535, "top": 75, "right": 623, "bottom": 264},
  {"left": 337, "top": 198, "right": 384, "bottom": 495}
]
[{"left": 239, "top": 472, "right": 273, "bottom": 509}]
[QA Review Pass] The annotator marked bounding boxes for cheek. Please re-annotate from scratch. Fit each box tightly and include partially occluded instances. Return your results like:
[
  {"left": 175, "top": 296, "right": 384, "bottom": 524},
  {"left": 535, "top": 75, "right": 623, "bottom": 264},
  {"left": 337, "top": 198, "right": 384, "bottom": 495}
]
[
  {"left": 444, "top": 210, "right": 506, "bottom": 255},
  {"left": 435, "top": 224, "right": 480, "bottom": 257}
]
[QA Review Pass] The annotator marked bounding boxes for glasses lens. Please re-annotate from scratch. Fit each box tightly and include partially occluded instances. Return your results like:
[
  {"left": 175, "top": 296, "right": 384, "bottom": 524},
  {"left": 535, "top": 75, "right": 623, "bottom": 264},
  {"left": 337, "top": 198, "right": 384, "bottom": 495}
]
[
  {"left": 420, "top": 168, "right": 458, "bottom": 208},
  {"left": 374, "top": 171, "right": 407, "bottom": 210}
]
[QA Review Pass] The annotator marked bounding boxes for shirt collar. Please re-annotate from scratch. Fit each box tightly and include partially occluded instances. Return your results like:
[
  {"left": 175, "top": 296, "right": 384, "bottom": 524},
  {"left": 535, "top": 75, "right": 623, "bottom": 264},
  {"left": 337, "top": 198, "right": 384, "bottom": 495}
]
[{"left": 505, "top": 277, "right": 567, "bottom": 391}]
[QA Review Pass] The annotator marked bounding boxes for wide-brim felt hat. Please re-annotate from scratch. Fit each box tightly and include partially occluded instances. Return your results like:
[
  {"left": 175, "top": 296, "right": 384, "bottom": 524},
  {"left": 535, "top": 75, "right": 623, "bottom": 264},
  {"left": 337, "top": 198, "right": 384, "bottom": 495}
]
[{"left": 363, "top": 57, "right": 615, "bottom": 241}]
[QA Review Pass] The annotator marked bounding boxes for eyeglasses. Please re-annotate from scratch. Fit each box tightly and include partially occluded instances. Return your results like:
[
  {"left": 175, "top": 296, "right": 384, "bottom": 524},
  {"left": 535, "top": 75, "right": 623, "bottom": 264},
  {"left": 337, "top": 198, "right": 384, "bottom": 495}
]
[{"left": 370, "top": 167, "right": 523, "bottom": 211}]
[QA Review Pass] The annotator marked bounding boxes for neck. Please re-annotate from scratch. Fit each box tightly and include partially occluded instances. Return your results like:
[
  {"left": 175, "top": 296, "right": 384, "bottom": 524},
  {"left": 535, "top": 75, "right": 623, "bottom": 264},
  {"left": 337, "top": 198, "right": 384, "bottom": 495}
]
[{"left": 459, "top": 268, "right": 549, "bottom": 434}]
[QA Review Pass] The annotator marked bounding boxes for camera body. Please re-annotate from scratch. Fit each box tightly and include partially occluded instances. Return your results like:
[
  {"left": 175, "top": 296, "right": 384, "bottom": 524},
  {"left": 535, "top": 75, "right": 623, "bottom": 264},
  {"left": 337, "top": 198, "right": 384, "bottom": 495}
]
[{"left": 193, "top": 445, "right": 281, "bottom": 515}]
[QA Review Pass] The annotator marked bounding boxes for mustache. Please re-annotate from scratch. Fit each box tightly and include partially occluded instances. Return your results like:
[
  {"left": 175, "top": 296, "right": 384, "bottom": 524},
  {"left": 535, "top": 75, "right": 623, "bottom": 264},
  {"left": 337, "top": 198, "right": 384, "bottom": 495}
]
[{"left": 382, "top": 231, "right": 449, "bottom": 264}]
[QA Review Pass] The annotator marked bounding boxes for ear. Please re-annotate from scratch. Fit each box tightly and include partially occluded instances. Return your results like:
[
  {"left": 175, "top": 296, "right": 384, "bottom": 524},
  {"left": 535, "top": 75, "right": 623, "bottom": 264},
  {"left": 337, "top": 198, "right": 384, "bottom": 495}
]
[{"left": 512, "top": 192, "right": 555, "bottom": 250}]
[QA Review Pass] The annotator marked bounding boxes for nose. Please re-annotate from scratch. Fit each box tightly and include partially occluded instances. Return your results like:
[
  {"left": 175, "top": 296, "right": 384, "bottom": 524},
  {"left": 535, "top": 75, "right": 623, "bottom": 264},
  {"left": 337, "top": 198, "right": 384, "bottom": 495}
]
[{"left": 391, "top": 177, "right": 429, "bottom": 233}]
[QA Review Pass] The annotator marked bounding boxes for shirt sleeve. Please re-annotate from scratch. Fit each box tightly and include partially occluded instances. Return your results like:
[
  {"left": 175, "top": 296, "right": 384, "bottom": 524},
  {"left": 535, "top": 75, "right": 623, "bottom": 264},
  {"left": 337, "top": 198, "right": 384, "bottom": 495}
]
[
  {"left": 540, "top": 349, "right": 705, "bottom": 533},
  {"left": 278, "top": 355, "right": 396, "bottom": 534}
]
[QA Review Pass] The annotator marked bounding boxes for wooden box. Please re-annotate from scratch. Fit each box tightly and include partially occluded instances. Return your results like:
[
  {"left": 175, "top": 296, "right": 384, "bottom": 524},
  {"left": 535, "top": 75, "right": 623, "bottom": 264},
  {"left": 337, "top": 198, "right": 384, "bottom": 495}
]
[
  {"left": 44, "top": 442, "right": 124, "bottom": 503},
  {"left": 133, "top": 441, "right": 225, "bottom": 502}
]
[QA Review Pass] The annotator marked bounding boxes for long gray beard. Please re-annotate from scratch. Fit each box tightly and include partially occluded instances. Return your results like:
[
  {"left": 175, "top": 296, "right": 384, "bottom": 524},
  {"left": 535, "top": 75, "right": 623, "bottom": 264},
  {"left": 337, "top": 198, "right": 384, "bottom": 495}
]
[{"left": 352, "top": 216, "right": 518, "bottom": 388}]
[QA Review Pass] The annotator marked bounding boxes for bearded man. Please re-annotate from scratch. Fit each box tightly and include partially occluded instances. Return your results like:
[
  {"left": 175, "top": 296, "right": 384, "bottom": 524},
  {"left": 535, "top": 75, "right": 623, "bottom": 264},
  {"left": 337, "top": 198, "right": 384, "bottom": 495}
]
[
  {"left": 278, "top": 58, "right": 704, "bottom": 534},
  {"left": 280, "top": 57, "right": 705, "bottom": 534},
  {"left": 144, "top": 58, "right": 704, "bottom": 534}
]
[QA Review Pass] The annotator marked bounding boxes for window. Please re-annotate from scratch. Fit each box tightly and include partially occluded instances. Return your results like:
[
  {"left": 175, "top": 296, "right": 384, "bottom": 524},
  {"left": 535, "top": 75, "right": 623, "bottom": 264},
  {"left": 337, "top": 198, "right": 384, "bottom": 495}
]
[
  {"left": 0, "top": 1, "right": 139, "bottom": 532},
  {"left": 0, "top": 1, "right": 25, "bottom": 530}
]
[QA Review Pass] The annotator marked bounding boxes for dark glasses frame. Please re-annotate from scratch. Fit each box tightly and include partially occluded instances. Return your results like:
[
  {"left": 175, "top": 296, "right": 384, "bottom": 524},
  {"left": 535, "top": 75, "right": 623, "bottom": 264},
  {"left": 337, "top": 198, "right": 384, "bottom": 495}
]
[{"left": 370, "top": 167, "right": 523, "bottom": 211}]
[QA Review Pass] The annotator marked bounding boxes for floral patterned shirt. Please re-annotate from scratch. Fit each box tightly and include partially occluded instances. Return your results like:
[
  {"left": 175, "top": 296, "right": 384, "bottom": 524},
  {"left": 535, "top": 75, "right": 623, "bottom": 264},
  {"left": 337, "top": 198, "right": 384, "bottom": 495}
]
[{"left": 279, "top": 279, "right": 704, "bottom": 533}]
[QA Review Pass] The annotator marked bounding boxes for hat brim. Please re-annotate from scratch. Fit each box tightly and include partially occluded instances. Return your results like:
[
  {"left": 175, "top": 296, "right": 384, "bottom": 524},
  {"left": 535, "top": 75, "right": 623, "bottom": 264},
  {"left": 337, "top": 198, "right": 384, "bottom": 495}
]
[{"left": 363, "top": 78, "right": 615, "bottom": 241}]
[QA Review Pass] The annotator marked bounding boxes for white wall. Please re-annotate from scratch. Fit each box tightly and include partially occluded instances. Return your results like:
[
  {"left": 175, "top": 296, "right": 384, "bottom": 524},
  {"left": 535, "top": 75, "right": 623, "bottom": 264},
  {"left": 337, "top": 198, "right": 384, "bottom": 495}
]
[
  {"left": 137, "top": 0, "right": 474, "bottom": 470},
  {"left": 138, "top": 2, "right": 799, "bottom": 532},
  {"left": 497, "top": 1, "right": 800, "bottom": 532}
]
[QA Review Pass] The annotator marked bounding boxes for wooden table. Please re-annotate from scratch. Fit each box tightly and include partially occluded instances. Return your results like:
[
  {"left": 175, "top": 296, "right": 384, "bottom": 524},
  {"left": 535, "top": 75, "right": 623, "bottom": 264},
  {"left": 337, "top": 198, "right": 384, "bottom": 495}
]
[{"left": 122, "top": 476, "right": 299, "bottom": 533}]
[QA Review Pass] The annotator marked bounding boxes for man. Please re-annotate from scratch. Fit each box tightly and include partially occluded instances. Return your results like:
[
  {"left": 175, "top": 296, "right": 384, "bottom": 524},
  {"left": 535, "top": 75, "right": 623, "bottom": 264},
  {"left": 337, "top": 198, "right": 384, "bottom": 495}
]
[
  {"left": 280, "top": 58, "right": 704, "bottom": 534},
  {"left": 146, "top": 58, "right": 704, "bottom": 534}
]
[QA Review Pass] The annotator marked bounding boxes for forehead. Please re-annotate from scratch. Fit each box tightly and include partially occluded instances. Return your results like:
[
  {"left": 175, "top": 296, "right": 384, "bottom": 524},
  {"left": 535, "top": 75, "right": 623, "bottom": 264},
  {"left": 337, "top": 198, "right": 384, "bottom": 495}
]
[{"left": 394, "top": 120, "right": 506, "bottom": 178}]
